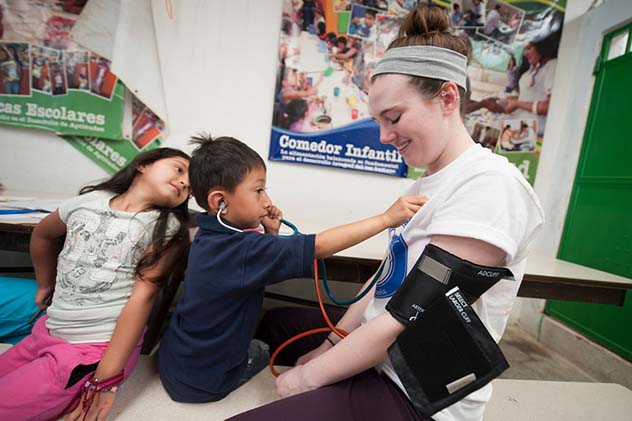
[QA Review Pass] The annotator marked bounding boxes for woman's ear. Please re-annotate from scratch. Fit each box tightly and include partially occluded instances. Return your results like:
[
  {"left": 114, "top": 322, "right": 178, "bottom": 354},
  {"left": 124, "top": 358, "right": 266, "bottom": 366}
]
[
  {"left": 208, "top": 190, "right": 226, "bottom": 215},
  {"left": 440, "top": 82, "right": 461, "bottom": 116},
  {"left": 136, "top": 165, "right": 146, "bottom": 173}
]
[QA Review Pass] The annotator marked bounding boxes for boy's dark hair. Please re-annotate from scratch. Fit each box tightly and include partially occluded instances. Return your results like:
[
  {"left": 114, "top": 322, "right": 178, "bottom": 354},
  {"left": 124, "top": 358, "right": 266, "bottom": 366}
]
[
  {"left": 336, "top": 36, "right": 348, "bottom": 46},
  {"left": 365, "top": 9, "right": 377, "bottom": 18},
  {"left": 189, "top": 134, "right": 266, "bottom": 211},
  {"left": 80, "top": 147, "right": 191, "bottom": 286}
]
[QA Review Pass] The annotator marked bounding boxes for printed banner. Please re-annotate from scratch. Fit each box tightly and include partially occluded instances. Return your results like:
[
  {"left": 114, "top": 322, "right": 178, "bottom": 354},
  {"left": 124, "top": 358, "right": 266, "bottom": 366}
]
[
  {"left": 270, "top": 0, "right": 566, "bottom": 184},
  {"left": 0, "top": 0, "right": 126, "bottom": 140},
  {"left": 65, "top": 97, "right": 166, "bottom": 174}
]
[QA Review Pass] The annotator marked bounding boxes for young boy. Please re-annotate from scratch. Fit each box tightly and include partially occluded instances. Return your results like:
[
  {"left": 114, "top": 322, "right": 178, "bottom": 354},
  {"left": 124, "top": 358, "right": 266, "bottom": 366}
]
[
  {"left": 351, "top": 8, "right": 377, "bottom": 40},
  {"left": 157, "top": 135, "right": 426, "bottom": 403}
]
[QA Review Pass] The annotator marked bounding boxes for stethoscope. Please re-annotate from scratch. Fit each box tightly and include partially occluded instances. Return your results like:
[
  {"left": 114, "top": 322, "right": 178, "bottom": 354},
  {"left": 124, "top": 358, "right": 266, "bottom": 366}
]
[{"left": 215, "top": 201, "right": 300, "bottom": 236}]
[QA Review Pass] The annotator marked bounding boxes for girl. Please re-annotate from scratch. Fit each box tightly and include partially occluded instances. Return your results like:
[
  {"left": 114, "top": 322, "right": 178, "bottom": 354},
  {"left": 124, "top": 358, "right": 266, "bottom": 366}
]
[
  {"left": 0, "top": 148, "right": 191, "bottom": 420},
  {"left": 231, "top": 4, "right": 543, "bottom": 421},
  {"left": 284, "top": 98, "right": 319, "bottom": 133}
]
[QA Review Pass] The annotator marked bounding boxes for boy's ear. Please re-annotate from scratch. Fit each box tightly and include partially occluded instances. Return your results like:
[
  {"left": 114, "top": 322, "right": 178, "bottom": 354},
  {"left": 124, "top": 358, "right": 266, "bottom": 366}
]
[{"left": 208, "top": 190, "right": 226, "bottom": 214}]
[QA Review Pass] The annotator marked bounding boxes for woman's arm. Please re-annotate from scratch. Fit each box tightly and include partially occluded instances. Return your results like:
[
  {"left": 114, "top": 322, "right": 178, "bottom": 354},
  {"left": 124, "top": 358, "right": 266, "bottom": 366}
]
[
  {"left": 295, "top": 272, "right": 378, "bottom": 365},
  {"left": 277, "top": 234, "right": 506, "bottom": 397},
  {"left": 504, "top": 97, "right": 549, "bottom": 115},
  {"left": 30, "top": 210, "right": 66, "bottom": 308}
]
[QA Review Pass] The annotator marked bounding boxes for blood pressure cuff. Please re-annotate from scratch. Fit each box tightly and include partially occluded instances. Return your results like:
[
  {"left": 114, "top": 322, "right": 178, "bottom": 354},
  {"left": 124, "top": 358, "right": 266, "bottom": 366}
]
[
  {"left": 388, "top": 287, "right": 509, "bottom": 418},
  {"left": 385, "top": 243, "right": 514, "bottom": 324},
  {"left": 384, "top": 244, "right": 514, "bottom": 418}
]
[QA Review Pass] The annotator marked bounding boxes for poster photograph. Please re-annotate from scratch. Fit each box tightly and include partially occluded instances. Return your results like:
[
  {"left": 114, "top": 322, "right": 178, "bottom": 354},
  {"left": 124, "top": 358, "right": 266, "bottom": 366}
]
[
  {"left": 271, "top": 0, "right": 566, "bottom": 185},
  {"left": 0, "top": 0, "right": 126, "bottom": 139}
]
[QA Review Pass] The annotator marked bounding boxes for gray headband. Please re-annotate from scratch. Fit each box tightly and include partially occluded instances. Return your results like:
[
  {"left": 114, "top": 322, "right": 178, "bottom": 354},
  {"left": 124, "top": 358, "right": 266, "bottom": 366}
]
[{"left": 372, "top": 46, "right": 468, "bottom": 91}]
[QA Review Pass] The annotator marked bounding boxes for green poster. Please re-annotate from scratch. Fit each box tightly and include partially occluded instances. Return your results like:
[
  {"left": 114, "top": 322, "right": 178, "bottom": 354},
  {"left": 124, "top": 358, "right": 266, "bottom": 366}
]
[
  {"left": 65, "top": 135, "right": 162, "bottom": 175},
  {"left": 0, "top": 1, "right": 127, "bottom": 140},
  {"left": 64, "top": 97, "right": 166, "bottom": 174}
]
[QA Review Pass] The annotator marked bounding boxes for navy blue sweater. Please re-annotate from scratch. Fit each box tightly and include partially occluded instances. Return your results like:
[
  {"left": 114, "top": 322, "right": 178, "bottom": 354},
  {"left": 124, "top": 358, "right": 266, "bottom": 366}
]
[{"left": 158, "top": 213, "right": 315, "bottom": 402}]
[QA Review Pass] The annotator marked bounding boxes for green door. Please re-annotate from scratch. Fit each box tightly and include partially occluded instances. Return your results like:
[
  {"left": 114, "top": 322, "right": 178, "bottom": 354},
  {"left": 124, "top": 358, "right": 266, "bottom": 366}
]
[{"left": 545, "top": 24, "right": 632, "bottom": 361}]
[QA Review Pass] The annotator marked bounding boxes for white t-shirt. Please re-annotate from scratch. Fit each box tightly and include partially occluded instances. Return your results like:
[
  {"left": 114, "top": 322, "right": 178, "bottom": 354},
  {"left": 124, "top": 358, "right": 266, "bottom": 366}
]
[
  {"left": 363, "top": 144, "right": 544, "bottom": 421},
  {"left": 516, "top": 59, "right": 557, "bottom": 136},
  {"left": 46, "top": 190, "right": 179, "bottom": 343}
]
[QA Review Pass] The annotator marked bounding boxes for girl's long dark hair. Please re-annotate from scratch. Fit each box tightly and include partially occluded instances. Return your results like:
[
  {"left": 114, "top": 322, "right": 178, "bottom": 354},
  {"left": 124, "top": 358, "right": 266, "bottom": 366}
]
[{"left": 80, "top": 148, "right": 191, "bottom": 285}]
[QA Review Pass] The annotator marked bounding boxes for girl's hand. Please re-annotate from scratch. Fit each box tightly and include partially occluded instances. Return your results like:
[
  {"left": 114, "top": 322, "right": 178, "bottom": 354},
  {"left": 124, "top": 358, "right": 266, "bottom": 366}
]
[
  {"left": 65, "top": 390, "right": 116, "bottom": 421},
  {"left": 34, "top": 285, "right": 54, "bottom": 309},
  {"left": 382, "top": 195, "right": 428, "bottom": 228},
  {"left": 262, "top": 205, "right": 283, "bottom": 235},
  {"left": 276, "top": 365, "right": 316, "bottom": 398},
  {"left": 296, "top": 340, "right": 331, "bottom": 366}
]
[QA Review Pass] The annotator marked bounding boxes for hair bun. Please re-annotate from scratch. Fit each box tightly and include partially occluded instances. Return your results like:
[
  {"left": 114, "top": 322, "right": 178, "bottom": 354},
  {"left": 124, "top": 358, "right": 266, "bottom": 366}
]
[{"left": 398, "top": 4, "right": 450, "bottom": 38}]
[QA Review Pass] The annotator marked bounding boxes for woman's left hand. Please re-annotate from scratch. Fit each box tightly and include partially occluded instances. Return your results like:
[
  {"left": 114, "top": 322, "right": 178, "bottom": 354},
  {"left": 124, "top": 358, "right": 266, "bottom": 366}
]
[
  {"left": 276, "top": 365, "right": 316, "bottom": 398},
  {"left": 65, "top": 390, "right": 116, "bottom": 421}
]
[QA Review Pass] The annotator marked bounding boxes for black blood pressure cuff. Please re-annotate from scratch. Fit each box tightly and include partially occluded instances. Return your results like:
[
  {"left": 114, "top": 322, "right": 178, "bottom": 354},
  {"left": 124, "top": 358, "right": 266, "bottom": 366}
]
[
  {"left": 384, "top": 244, "right": 513, "bottom": 418},
  {"left": 388, "top": 287, "right": 509, "bottom": 418},
  {"left": 385, "top": 244, "right": 514, "bottom": 325}
]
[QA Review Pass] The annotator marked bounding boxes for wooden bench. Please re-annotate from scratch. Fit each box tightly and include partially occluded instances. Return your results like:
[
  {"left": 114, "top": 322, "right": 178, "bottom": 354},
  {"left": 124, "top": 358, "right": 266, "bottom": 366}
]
[
  {"left": 106, "top": 355, "right": 632, "bottom": 420},
  {"left": 3, "top": 346, "right": 632, "bottom": 421}
]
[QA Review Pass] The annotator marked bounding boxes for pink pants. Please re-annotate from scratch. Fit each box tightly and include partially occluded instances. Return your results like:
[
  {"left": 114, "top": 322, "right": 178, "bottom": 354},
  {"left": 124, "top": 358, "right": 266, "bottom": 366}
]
[{"left": 0, "top": 316, "right": 141, "bottom": 421}]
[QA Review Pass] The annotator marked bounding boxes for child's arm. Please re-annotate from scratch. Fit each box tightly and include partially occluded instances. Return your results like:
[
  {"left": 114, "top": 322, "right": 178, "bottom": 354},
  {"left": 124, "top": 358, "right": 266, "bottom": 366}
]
[
  {"left": 30, "top": 210, "right": 66, "bottom": 308},
  {"left": 314, "top": 195, "right": 427, "bottom": 259},
  {"left": 66, "top": 247, "right": 172, "bottom": 421}
]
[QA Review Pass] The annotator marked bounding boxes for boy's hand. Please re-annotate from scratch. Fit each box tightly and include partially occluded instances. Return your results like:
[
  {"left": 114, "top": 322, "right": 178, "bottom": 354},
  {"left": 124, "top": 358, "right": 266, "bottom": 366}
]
[
  {"left": 262, "top": 205, "right": 283, "bottom": 235},
  {"left": 382, "top": 195, "right": 428, "bottom": 228}
]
